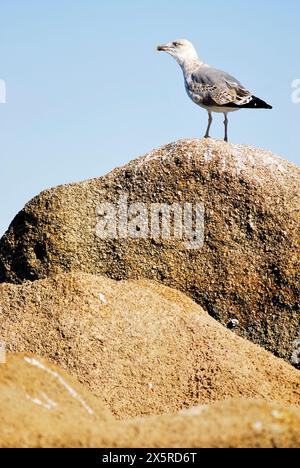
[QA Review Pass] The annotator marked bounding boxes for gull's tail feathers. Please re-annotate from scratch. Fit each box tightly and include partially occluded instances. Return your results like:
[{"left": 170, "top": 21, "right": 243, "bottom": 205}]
[{"left": 239, "top": 96, "right": 273, "bottom": 109}]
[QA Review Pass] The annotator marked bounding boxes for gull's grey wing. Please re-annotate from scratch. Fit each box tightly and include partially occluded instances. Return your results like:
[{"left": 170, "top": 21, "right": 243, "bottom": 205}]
[{"left": 187, "top": 67, "right": 253, "bottom": 107}]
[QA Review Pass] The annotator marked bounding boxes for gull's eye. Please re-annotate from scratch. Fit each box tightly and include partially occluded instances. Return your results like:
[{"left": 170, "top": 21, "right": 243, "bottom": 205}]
[{"left": 173, "top": 42, "right": 180, "bottom": 47}]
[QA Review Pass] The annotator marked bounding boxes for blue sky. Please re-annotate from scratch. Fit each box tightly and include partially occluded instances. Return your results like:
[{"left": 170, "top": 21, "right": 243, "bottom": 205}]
[{"left": 0, "top": 0, "right": 299, "bottom": 236}]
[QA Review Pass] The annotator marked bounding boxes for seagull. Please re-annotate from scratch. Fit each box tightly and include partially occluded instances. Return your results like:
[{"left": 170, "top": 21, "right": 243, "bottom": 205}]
[{"left": 157, "top": 39, "right": 272, "bottom": 142}]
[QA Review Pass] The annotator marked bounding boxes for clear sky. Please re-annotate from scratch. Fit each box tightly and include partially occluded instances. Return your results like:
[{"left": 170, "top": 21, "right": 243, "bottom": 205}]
[{"left": 0, "top": 0, "right": 299, "bottom": 236}]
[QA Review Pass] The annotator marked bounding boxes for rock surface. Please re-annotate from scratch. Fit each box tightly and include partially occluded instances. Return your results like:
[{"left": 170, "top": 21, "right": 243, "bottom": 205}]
[
  {"left": 1, "top": 355, "right": 300, "bottom": 448},
  {"left": 0, "top": 353, "right": 112, "bottom": 448},
  {"left": 121, "top": 399, "right": 300, "bottom": 449},
  {"left": 0, "top": 273, "right": 299, "bottom": 419},
  {"left": 0, "top": 139, "right": 299, "bottom": 363}
]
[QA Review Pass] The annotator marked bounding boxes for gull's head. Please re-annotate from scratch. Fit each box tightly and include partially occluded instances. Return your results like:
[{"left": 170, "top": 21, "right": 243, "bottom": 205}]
[{"left": 157, "top": 39, "right": 198, "bottom": 64}]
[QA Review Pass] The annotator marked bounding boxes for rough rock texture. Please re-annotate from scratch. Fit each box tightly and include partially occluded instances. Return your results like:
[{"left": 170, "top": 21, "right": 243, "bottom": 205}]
[
  {"left": 0, "top": 353, "right": 113, "bottom": 448},
  {"left": 0, "top": 139, "right": 299, "bottom": 363},
  {"left": 0, "top": 273, "right": 299, "bottom": 419},
  {"left": 120, "top": 399, "right": 300, "bottom": 449},
  {"left": 1, "top": 355, "right": 300, "bottom": 448}
]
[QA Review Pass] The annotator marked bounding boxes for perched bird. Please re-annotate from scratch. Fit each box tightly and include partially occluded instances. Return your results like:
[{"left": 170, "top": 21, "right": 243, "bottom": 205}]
[{"left": 157, "top": 39, "right": 272, "bottom": 142}]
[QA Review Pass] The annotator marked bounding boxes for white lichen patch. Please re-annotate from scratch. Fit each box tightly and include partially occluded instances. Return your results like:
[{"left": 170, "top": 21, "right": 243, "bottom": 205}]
[
  {"left": 291, "top": 340, "right": 300, "bottom": 366},
  {"left": 271, "top": 410, "right": 283, "bottom": 419},
  {"left": 134, "top": 140, "right": 197, "bottom": 172},
  {"left": 291, "top": 349, "right": 300, "bottom": 366},
  {"left": 131, "top": 139, "right": 292, "bottom": 188},
  {"left": 179, "top": 405, "right": 208, "bottom": 416},
  {"left": 228, "top": 318, "right": 239, "bottom": 329},
  {"left": 26, "top": 392, "right": 57, "bottom": 410},
  {"left": 24, "top": 357, "right": 94, "bottom": 415},
  {"left": 252, "top": 421, "right": 263, "bottom": 433},
  {"left": 203, "top": 147, "right": 214, "bottom": 163},
  {"left": 99, "top": 293, "right": 107, "bottom": 304}
]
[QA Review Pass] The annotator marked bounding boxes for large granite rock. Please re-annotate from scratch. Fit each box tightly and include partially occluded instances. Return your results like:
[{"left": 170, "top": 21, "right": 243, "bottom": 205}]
[
  {"left": 0, "top": 139, "right": 299, "bottom": 363},
  {"left": 0, "top": 353, "right": 112, "bottom": 448},
  {"left": 120, "top": 399, "right": 300, "bottom": 449},
  {"left": 0, "top": 273, "right": 299, "bottom": 419},
  {"left": 1, "top": 354, "right": 300, "bottom": 448}
]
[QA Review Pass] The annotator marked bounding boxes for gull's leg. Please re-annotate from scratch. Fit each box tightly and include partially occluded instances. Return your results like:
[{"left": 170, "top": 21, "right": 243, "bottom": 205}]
[
  {"left": 204, "top": 111, "right": 212, "bottom": 139},
  {"left": 223, "top": 112, "right": 229, "bottom": 142}
]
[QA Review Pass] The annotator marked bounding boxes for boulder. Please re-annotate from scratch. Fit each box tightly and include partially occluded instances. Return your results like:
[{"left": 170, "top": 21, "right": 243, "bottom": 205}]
[
  {"left": 0, "top": 139, "right": 299, "bottom": 363},
  {"left": 0, "top": 273, "right": 299, "bottom": 419},
  {"left": 120, "top": 399, "right": 300, "bottom": 449},
  {"left": 1, "top": 356, "right": 299, "bottom": 448},
  {"left": 0, "top": 353, "right": 113, "bottom": 448}
]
